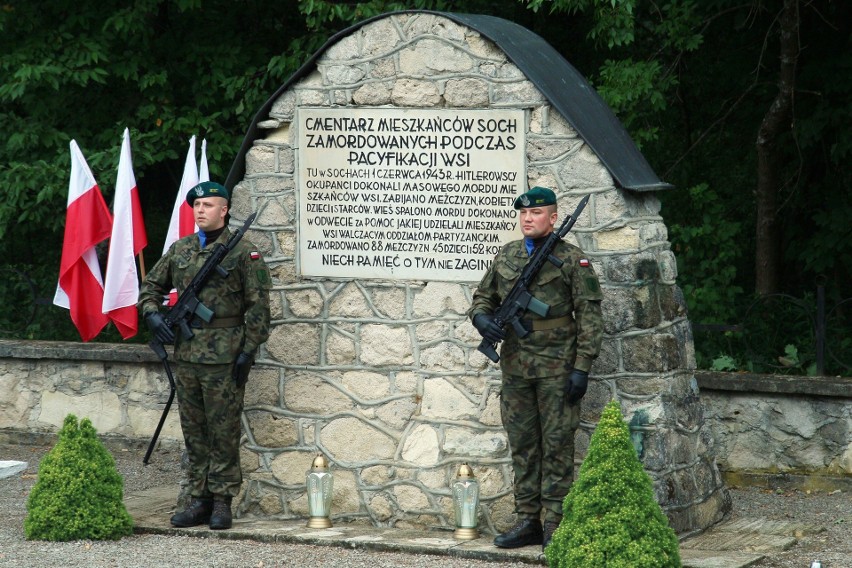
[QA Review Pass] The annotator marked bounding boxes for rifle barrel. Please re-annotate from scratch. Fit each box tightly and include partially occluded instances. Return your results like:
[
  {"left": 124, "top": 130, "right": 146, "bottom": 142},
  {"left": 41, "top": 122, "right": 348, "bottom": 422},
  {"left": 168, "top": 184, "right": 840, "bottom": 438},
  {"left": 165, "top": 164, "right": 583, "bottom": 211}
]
[{"left": 557, "top": 194, "right": 589, "bottom": 238}]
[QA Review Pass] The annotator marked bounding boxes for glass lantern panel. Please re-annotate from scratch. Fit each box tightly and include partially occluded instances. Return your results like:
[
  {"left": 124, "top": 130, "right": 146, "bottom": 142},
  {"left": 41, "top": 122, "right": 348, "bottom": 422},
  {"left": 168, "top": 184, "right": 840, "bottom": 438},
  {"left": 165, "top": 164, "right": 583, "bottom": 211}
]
[{"left": 452, "top": 480, "right": 479, "bottom": 528}]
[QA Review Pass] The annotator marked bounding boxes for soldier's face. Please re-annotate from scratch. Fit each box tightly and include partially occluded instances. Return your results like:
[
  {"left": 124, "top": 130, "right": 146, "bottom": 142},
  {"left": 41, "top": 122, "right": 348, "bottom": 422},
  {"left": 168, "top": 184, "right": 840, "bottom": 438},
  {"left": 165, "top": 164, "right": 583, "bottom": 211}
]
[
  {"left": 193, "top": 197, "right": 228, "bottom": 231},
  {"left": 519, "top": 206, "right": 557, "bottom": 239}
]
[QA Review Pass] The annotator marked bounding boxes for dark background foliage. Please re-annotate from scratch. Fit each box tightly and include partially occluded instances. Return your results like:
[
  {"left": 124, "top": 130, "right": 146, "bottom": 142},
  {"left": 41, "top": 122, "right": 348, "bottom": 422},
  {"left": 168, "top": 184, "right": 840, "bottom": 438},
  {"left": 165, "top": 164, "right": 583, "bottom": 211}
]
[{"left": 1, "top": 0, "right": 848, "bottom": 373}]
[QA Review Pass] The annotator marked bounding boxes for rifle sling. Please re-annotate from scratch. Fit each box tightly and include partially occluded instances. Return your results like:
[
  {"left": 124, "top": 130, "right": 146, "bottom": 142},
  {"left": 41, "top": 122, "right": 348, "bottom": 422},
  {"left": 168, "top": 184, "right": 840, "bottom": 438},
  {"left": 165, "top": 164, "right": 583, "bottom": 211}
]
[{"left": 521, "top": 315, "right": 572, "bottom": 331}]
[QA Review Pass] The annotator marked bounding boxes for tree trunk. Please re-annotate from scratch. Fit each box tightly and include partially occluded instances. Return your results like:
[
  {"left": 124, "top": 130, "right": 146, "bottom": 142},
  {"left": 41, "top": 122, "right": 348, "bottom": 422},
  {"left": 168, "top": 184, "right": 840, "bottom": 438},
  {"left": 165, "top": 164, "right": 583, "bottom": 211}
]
[{"left": 755, "top": 0, "right": 799, "bottom": 295}]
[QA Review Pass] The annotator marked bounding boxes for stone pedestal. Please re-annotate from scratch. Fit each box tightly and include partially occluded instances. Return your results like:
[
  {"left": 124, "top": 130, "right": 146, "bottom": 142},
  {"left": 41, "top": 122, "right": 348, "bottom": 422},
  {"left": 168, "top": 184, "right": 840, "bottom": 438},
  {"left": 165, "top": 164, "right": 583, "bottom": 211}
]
[{"left": 0, "top": 460, "right": 27, "bottom": 479}]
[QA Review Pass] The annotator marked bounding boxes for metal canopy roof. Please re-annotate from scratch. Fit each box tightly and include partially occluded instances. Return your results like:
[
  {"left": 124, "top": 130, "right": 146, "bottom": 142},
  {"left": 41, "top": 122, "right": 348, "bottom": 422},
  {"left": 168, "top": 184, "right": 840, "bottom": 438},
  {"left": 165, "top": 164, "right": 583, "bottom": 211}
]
[{"left": 226, "top": 10, "right": 673, "bottom": 193}]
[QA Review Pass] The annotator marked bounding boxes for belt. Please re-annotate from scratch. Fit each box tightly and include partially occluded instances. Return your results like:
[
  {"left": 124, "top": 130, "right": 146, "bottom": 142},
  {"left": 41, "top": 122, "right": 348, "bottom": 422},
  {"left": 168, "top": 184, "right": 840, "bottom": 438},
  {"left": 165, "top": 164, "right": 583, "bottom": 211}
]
[
  {"left": 521, "top": 315, "right": 573, "bottom": 331},
  {"left": 191, "top": 316, "right": 244, "bottom": 329}
]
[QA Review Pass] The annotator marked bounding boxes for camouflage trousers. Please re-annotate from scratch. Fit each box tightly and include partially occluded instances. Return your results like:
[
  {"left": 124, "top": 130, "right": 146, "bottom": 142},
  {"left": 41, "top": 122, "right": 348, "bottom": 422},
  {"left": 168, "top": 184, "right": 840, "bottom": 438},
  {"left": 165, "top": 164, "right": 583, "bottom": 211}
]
[
  {"left": 500, "top": 373, "right": 581, "bottom": 523},
  {"left": 175, "top": 361, "right": 244, "bottom": 498}
]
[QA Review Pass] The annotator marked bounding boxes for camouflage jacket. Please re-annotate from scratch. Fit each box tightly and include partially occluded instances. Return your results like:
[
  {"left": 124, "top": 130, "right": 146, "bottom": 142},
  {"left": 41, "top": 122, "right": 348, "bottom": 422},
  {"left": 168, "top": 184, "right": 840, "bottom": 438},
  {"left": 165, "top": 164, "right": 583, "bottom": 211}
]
[
  {"left": 138, "top": 228, "right": 272, "bottom": 365},
  {"left": 469, "top": 238, "right": 603, "bottom": 378}
]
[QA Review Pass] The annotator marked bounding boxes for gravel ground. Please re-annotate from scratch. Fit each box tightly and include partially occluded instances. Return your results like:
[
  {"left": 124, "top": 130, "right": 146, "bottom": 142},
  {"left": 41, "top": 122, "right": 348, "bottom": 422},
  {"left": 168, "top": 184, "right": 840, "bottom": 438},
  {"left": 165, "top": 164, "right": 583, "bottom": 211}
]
[
  {"left": 725, "top": 482, "right": 851, "bottom": 568},
  {"left": 1, "top": 442, "right": 849, "bottom": 568}
]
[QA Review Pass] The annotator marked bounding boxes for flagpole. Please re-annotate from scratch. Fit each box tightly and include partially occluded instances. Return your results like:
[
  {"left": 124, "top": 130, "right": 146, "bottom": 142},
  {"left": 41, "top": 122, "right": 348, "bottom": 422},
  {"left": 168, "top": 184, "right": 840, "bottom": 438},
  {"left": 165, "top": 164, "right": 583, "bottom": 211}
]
[{"left": 137, "top": 252, "right": 147, "bottom": 280}]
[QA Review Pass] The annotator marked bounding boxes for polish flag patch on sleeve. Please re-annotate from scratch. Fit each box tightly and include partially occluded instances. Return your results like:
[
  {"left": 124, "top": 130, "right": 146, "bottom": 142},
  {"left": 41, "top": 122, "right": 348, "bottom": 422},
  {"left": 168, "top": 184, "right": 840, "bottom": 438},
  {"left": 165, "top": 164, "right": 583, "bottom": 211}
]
[
  {"left": 250, "top": 251, "right": 261, "bottom": 260},
  {"left": 579, "top": 259, "right": 590, "bottom": 268}
]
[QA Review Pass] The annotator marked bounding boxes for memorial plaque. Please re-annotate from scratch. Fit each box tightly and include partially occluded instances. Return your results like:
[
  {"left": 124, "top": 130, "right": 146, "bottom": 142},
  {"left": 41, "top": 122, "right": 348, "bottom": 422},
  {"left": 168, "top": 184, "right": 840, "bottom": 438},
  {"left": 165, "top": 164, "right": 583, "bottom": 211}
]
[{"left": 297, "top": 108, "right": 526, "bottom": 281}]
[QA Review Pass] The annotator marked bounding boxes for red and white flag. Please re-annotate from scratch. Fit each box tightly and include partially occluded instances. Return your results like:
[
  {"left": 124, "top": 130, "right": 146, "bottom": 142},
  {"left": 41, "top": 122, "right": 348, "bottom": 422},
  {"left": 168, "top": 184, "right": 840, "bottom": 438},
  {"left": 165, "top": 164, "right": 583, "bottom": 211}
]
[
  {"left": 162, "top": 136, "right": 199, "bottom": 305},
  {"left": 53, "top": 140, "right": 114, "bottom": 342},
  {"left": 103, "top": 128, "right": 147, "bottom": 339},
  {"left": 163, "top": 135, "right": 198, "bottom": 255}
]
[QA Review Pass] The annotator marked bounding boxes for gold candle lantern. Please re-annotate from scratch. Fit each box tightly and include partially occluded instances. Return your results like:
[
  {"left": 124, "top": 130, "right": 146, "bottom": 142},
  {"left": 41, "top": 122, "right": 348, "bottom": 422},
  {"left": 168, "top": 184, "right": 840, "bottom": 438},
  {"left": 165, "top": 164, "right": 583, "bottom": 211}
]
[
  {"left": 452, "top": 463, "right": 480, "bottom": 540},
  {"left": 305, "top": 453, "right": 334, "bottom": 528}
]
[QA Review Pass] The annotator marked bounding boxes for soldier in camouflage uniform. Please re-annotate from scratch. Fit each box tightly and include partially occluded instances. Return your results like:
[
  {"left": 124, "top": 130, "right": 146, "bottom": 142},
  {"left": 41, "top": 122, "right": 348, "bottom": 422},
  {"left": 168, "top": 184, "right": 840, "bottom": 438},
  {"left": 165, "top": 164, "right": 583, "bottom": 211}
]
[
  {"left": 469, "top": 187, "right": 603, "bottom": 550},
  {"left": 138, "top": 181, "right": 271, "bottom": 530}
]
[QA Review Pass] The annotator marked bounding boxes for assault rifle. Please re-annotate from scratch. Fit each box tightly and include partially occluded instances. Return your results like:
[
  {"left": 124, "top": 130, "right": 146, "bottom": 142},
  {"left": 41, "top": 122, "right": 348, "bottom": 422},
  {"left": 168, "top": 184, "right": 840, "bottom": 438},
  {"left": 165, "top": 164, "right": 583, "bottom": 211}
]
[
  {"left": 143, "top": 212, "right": 257, "bottom": 464},
  {"left": 477, "top": 195, "right": 589, "bottom": 363}
]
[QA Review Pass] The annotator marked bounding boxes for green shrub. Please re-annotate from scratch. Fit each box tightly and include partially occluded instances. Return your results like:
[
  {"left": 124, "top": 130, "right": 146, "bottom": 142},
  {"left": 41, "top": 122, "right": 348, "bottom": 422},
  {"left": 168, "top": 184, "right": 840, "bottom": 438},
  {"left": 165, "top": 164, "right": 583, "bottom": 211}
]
[
  {"left": 545, "top": 401, "right": 681, "bottom": 567},
  {"left": 24, "top": 414, "right": 134, "bottom": 541}
]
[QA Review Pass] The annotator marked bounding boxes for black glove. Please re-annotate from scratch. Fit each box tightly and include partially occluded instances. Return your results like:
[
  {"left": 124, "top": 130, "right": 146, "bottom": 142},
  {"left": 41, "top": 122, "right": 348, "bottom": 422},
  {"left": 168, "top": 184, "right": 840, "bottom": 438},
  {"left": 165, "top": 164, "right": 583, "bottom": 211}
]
[
  {"left": 473, "top": 314, "right": 505, "bottom": 343},
  {"left": 565, "top": 369, "right": 589, "bottom": 407},
  {"left": 145, "top": 312, "right": 175, "bottom": 344},
  {"left": 233, "top": 351, "right": 254, "bottom": 388}
]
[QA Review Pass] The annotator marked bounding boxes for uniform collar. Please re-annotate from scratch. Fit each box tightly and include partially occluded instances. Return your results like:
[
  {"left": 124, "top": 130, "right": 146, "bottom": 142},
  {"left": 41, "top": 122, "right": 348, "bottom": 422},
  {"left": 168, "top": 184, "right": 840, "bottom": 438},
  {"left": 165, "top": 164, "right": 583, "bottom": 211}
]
[{"left": 198, "top": 226, "right": 228, "bottom": 248}]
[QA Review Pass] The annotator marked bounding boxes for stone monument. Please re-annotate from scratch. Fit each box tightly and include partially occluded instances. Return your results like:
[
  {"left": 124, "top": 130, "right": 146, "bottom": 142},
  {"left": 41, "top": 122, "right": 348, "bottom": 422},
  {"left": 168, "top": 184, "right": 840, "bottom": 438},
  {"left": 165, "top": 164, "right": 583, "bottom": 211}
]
[{"left": 224, "top": 10, "right": 730, "bottom": 535}]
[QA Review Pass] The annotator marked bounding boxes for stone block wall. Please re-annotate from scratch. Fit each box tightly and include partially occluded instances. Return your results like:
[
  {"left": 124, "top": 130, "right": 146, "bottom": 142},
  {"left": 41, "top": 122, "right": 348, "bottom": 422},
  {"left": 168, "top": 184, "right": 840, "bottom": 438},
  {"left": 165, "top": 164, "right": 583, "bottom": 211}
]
[
  {"left": 0, "top": 340, "right": 852, "bottom": 527},
  {"left": 0, "top": 341, "right": 181, "bottom": 446},
  {"left": 697, "top": 371, "right": 852, "bottom": 489}
]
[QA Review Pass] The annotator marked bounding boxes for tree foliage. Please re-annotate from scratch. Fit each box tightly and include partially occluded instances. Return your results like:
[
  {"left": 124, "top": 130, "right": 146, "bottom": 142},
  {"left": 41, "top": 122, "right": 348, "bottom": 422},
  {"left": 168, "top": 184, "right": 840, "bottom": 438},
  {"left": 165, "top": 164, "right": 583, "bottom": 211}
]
[
  {"left": 24, "top": 414, "right": 134, "bottom": 541},
  {"left": 545, "top": 400, "right": 681, "bottom": 567},
  {"left": 655, "top": 0, "right": 851, "bottom": 370},
  {"left": 1, "top": 0, "right": 304, "bottom": 340},
  {"left": 520, "top": 0, "right": 849, "bottom": 371},
  {"left": 0, "top": 0, "right": 447, "bottom": 341},
  {"left": 0, "top": 0, "right": 849, "bottom": 372}
]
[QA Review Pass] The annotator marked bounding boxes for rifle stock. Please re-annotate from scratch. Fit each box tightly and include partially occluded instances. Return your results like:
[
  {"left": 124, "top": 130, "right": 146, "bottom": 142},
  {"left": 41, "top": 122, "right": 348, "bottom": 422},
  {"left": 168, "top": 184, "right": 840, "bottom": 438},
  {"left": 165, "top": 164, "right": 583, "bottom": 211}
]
[{"left": 476, "top": 195, "right": 589, "bottom": 363}]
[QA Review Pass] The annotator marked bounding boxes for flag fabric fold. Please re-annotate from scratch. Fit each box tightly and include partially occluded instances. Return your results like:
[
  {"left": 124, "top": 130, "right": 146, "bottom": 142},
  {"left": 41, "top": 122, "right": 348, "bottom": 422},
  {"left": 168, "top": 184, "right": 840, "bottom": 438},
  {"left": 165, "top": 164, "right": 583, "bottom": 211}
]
[
  {"left": 53, "top": 141, "right": 114, "bottom": 342},
  {"left": 199, "top": 138, "right": 209, "bottom": 183},
  {"left": 103, "top": 128, "right": 147, "bottom": 339},
  {"left": 163, "top": 135, "right": 199, "bottom": 255}
]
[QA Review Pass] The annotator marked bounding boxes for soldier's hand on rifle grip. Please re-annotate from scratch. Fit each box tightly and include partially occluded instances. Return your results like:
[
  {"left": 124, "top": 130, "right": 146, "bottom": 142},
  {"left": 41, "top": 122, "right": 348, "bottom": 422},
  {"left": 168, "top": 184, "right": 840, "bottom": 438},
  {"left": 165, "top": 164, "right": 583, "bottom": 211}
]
[
  {"left": 146, "top": 312, "right": 175, "bottom": 344},
  {"left": 565, "top": 369, "right": 588, "bottom": 407},
  {"left": 473, "top": 314, "right": 506, "bottom": 344},
  {"left": 233, "top": 351, "right": 254, "bottom": 388}
]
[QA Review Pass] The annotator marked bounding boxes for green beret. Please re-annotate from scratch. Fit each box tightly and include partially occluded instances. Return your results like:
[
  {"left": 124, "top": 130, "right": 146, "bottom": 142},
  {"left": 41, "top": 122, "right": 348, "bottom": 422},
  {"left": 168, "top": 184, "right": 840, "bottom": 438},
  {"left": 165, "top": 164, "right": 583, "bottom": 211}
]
[
  {"left": 513, "top": 186, "right": 556, "bottom": 209},
  {"left": 186, "top": 181, "right": 230, "bottom": 206}
]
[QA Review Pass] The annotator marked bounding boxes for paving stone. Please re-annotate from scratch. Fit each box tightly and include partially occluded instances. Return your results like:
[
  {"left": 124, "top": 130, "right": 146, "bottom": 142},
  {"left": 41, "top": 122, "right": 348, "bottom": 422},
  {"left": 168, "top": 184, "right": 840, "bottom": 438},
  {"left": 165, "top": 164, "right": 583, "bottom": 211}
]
[
  {"left": 681, "top": 531, "right": 797, "bottom": 553},
  {"left": 681, "top": 549, "right": 765, "bottom": 568},
  {"left": 718, "top": 517, "right": 825, "bottom": 537}
]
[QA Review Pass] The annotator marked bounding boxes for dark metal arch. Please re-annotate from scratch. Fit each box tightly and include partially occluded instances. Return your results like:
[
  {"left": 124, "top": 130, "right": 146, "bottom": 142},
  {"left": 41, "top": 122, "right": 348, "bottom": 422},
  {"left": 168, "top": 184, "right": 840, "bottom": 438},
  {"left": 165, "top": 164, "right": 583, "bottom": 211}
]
[{"left": 225, "top": 10, "right": 672, "bottom": 193}]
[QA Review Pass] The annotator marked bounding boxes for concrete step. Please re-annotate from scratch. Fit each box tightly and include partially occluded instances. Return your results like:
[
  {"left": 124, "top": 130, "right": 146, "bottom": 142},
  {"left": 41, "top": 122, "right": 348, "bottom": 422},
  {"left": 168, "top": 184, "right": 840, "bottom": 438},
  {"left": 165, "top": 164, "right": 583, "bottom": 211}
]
[{"left": 125, "top": 487, "right": 824, "bottom": 568}]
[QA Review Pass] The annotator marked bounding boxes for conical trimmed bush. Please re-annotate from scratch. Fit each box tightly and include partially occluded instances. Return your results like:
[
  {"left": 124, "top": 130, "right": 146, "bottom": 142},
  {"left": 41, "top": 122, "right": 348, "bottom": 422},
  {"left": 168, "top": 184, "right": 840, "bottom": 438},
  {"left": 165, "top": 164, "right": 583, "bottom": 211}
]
[
  {"left": 24, "top": 414, "right": 134, "bottom": 541},
  {"left": 545, "top": 400, "right": 681, "bottom": 567}
]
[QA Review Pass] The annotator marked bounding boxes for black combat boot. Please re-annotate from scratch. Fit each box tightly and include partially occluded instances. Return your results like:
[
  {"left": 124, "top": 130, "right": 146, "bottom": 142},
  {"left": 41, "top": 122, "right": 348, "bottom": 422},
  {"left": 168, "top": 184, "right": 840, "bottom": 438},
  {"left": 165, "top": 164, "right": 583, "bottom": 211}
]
[
  {"left": 209, "top": 495, "right": 233, "bottom": 530},
  {"left": 543, "top": 520, "right": 560, "bottom": 550},
  {"left": 170, "top": 497, "right": 213, "bottom": 527},
  {"left": 493, "top": 518, "right": 543, "bottom": 548}
]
